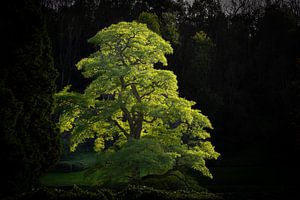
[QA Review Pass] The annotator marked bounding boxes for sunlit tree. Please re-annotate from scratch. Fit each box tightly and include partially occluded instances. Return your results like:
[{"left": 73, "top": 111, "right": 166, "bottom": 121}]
[{"left": 55, "top": 21, "right": 219, "bottom": 184}]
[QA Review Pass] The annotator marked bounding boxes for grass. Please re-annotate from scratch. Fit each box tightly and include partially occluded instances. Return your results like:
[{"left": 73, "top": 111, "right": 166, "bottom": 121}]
[
  {"left": 41, "top": 151, "right": 101, "bottom": 186},
  {"left": 40, "top": 171, "right": 92, "bottom": 186},
  {"left": 60, "top": 151, "right": 99, "bottom": 165}
]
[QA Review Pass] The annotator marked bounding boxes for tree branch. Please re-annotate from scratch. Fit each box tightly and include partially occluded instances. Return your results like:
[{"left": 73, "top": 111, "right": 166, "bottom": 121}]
[
  {"left": 143, "top": 117, "right": 157, "bottom": 123},
  {"left": 120, "top": 76, "right": 126, "bottom": 89},
  {"left": 131, "top": 84, "right": 141, "bottom": 102},
  {"left": 109, "top": 117, "right": 130, "bottom": 138},
  {"left": 141, "top": 86, "right": 155, "bottom": 99},
  {"left": 120, "top": 106, "right": 135, "bottom": 132}
]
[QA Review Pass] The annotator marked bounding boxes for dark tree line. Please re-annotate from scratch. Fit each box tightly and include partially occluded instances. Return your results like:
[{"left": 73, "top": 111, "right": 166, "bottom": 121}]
[{"left": 1, "top": 0, "right": 61, "bottom": 197}]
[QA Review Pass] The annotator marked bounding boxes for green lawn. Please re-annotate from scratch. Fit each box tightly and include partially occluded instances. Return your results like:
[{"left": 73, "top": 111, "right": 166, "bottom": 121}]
[
  {"left": 41, "top": 151, "right": 100, "bottom": 186},
  {"left": 40, "top": 171, "right": 92, "bottom": 186}
]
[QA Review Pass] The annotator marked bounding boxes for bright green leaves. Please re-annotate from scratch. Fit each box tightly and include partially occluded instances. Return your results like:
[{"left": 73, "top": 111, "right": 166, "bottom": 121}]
[
  {"left": 85, "top": 21, "right": 172, "bottom": 75},
  {"left": 94, "top": 137, "right": 105, "bottom": 152},
  {"left": 58, "top": 106, "right": 80, "bottom": 133},
  {"left": 55, "top": 21, "right": 219, "bottom": 183},
  {"left": 192, "top": 31, "right": 212, "bottom": 44}
]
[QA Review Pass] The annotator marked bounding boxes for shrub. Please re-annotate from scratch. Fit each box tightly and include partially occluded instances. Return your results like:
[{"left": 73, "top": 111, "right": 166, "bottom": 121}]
[{"left": 5, "top": 185, "right": 221, "bottom": 200}]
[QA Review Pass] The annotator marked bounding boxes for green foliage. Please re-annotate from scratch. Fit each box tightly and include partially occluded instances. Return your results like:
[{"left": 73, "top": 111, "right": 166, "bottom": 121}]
[
  {"left": 55, "top": 21, "right": 219, "bottom": 185},
  {"left": 117, "top": 185, "right": 221, "bottom": 200},
  {"left": 137, "top": 12, "right": 180, "bottom": 45},
  {"left": 182, "top": 30, "right": 223, "bottom": 117},
  {"left": 190, "top": 31, "right": 214, "bottom": 80},
  {"left": 137, "top": 12, "right": 161, "bottom": 35},
  {"left": 85, "top": 138, "right": 178, "bottom": 185},
  {"left": 160, "top": 12, "right": 180, "bottom": 45}
]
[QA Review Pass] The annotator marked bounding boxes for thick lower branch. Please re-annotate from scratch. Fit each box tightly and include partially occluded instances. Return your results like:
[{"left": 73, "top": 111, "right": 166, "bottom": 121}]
[
  {"left": 143, "top": 117, "right": 157, "bottom": 123},
  {"left": 109, "top": 117, "right": 129, "bottom": 138},
  {"left": 131, "top": 84, "right": 141, "bottom": 102},
  {"left": 120, "top": 106, "right": 136, "bottom": 137}
]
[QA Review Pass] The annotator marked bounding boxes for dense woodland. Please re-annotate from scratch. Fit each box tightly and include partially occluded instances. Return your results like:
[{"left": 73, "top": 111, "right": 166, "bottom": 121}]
[{"left": 1, "top": 0, "right": 300, "bottom": 199}]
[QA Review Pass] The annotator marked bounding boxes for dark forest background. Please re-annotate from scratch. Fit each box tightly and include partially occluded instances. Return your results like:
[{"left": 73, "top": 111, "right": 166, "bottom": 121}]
[{"left": 1, "top": 0, "right": 300, "bottom": 198}]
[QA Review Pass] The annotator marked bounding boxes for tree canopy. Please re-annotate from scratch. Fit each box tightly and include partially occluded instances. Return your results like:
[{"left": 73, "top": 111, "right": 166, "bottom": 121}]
[{"left": 55, "top": 21, "right": 219, "bottom": 184}]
